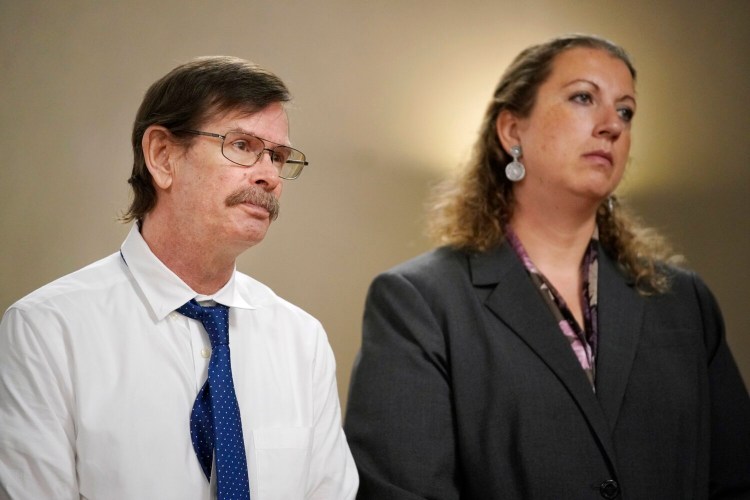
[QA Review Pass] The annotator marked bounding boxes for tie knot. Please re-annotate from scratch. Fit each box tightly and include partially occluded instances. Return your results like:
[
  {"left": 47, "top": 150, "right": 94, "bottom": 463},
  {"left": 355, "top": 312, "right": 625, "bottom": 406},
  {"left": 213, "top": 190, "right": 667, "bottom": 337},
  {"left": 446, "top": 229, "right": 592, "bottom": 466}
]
[{"left": 176, "top": 299, "right": 230, "bottom": 347}]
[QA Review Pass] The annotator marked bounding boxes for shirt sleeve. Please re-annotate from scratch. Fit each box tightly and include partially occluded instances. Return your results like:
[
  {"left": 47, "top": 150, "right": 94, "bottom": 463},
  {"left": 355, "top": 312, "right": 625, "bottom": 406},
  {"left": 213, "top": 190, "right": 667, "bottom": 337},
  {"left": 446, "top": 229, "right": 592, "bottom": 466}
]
[
  {"left": 692, "top": 275, "right": 750, "bottom": 498},
  {"left": 0, "top": 306, "right": 79, "bottom": 499},
  {"left": 305, "top": 322, "right": 359, "bottom": 499}
]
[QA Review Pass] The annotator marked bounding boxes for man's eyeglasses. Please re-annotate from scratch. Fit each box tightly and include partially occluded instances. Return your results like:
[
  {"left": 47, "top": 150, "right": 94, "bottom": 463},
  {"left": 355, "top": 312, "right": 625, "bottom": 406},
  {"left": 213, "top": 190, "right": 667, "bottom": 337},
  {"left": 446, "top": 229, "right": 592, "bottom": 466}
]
[{"left": 174, "top": 129, "right": 308, "bottom": 180}]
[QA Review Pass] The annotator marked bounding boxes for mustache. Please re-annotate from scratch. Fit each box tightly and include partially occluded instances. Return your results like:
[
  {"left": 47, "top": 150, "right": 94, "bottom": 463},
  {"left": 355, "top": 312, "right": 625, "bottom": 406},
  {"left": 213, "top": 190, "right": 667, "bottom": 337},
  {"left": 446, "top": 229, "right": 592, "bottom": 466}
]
[{"left": 225, "top": 186, "right": 280, "bottom": 221}]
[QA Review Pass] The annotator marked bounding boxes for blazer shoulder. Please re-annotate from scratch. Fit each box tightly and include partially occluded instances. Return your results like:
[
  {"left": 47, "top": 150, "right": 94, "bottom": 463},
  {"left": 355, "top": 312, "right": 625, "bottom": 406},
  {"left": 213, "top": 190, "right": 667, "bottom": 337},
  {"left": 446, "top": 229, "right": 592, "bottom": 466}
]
[
  {"left": 382, "top": 246, "right": 471, "bottom": 286},
  {"left": 653, "top": 264, "right": 716, "bottom": 308}
]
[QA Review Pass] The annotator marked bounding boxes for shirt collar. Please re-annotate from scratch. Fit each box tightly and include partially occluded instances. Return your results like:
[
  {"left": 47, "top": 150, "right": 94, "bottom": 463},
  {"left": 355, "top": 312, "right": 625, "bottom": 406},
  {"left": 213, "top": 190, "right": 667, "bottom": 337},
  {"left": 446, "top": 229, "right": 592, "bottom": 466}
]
[{"left": 120, "top": 225, "right": 255, "bottom": 320}]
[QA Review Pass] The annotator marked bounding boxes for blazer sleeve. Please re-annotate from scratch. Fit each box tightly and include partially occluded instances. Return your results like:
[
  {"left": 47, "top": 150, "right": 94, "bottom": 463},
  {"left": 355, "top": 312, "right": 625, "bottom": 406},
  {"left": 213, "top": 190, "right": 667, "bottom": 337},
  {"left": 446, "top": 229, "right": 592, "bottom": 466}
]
[
  {"left": 344, "top": 270, "right": 460, "bottom": 500},
  {"left": 693, "top": 275, "right": 750, "bottom": 498}
]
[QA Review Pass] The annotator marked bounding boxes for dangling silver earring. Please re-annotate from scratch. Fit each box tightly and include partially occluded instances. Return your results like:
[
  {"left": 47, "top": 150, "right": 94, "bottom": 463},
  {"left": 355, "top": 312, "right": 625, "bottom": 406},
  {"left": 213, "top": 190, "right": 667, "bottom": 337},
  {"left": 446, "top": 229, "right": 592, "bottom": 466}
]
[
  {"left": 607, "top": 195, "right": 616, "bottom": 213},
  {"left": 505, "top": 145, "right": 525, "bottom": 182}
]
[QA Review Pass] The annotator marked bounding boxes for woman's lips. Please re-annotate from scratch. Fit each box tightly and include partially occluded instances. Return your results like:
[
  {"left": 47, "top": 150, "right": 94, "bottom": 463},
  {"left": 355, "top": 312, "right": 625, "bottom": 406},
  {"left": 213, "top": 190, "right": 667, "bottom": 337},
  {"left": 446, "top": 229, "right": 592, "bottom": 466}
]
[{"left": 583, "top": 150, "right": 613, "bottom": 166}]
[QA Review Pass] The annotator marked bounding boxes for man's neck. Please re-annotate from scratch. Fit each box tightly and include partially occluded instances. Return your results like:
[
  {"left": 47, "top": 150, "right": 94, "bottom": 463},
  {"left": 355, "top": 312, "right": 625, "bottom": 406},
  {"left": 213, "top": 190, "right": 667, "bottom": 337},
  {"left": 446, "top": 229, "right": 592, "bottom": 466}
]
[{"left": 139, "top": 217, "right": 237, "bottom": 295}]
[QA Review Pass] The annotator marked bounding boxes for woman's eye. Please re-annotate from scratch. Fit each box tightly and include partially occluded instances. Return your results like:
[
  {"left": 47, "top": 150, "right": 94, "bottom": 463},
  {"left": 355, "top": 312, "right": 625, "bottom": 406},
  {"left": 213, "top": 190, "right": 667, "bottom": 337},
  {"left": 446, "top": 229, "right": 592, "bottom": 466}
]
[
  {"left": 618, "top": 107, "right": 635, "bottom": 122},
  {"left": 571, "top": 92, "right": 593, "bottom": 104}
]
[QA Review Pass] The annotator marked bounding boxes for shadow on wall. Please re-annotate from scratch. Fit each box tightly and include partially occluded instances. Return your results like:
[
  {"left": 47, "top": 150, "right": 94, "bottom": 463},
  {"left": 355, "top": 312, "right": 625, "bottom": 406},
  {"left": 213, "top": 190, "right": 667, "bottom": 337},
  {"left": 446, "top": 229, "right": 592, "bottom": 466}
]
[{"left": 237, "top": 149, "right": 437, "bottom": 410}]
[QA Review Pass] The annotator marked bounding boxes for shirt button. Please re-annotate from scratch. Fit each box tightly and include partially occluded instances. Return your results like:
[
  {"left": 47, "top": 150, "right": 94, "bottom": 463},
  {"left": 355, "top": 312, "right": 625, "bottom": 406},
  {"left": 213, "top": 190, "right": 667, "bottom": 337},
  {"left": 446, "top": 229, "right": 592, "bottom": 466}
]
[{"left": 201, "top": 347, "right": 211, "bottom": 358}]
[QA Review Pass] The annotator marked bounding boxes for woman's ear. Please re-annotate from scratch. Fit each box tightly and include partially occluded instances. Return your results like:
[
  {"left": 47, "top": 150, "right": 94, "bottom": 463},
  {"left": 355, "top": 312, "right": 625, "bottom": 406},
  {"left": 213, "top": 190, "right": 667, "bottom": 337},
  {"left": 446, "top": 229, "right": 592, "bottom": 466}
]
[
  {"left": 496, "top": 110, "right": 522, "bottom": 155},
  {"left": 142, "top": 125, "right": 177, "bottom": 190}
]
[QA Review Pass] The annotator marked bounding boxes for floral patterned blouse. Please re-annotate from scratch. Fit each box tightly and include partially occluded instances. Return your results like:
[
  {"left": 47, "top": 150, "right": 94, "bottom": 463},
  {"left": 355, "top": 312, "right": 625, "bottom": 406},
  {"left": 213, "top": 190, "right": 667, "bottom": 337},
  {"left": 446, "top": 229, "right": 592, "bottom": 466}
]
[{"left": 505, "top": 227, "right": 599, "bottom": 388}]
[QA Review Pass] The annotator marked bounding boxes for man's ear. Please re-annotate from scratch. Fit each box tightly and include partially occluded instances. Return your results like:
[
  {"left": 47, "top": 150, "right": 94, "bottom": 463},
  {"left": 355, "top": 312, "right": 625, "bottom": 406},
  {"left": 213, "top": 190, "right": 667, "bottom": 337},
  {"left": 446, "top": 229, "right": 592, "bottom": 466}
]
[
  {"left": 496, "top": 110, "right": 522, "bottom": 156},
  {"left": 142, "top": 125, "right": 177, "bottom": 190}
]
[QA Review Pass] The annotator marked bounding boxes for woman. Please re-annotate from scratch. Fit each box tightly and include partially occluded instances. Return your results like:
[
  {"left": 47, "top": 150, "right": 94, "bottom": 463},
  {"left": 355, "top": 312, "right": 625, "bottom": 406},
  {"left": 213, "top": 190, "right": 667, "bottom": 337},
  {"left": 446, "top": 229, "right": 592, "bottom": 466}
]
[{"left": 344, "top": 34, "right": 750, "bottom": 499}]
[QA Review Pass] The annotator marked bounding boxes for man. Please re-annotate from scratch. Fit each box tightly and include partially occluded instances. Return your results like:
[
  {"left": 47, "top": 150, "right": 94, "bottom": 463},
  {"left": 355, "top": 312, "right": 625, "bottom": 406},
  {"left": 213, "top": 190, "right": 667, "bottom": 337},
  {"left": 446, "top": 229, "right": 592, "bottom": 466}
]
[{"left": 0, "top": 56, "right": 358, "bottom": 499}]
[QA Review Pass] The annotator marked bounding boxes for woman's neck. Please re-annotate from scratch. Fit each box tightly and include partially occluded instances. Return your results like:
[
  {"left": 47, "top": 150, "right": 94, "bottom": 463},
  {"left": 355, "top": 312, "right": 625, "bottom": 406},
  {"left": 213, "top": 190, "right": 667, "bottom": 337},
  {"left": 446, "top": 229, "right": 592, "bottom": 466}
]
[
  {"left": 509, "top": 197, "right": 598, "bottom": 327},
  {"left": 509, "top": 200, "right": 597, "bottom": 274}
]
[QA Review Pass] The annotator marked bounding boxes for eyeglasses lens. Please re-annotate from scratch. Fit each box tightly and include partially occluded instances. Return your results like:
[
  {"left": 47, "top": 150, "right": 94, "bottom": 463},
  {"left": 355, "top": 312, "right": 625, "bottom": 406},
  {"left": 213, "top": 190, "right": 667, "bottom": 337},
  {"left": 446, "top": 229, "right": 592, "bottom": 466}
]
[
  {"left": 222, "top": 132, "right": 305, "bottom": 179},
  {"left": 222, "top": 132, "right": 264, "bottom": 166}
]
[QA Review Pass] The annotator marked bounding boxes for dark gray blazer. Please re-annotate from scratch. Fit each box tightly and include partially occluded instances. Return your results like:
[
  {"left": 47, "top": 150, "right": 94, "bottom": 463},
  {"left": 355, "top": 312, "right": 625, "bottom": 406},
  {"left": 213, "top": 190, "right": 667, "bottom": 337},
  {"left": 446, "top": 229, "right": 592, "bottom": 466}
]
[{"left": 344, "top": 243, "right": 750, "bottom": 499}]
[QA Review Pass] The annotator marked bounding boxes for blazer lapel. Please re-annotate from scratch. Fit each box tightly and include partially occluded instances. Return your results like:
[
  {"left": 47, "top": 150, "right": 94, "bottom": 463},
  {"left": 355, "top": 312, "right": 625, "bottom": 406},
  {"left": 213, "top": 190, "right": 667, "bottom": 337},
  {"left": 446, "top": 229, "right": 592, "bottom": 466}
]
[
  {"left": 594, "top": 247, "right": 645, "bottom": 428},
  {"left": 470, "top": 244, "right": 620, "bottom": 474}
]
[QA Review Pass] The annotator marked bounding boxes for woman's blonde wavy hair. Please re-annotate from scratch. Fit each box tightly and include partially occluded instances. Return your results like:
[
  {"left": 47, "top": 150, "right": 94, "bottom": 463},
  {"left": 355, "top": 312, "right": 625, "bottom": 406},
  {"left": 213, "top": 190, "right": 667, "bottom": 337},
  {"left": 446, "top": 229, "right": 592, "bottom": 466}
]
[{"left": 427, "top": 34, "right": 680, "bottom": 294}]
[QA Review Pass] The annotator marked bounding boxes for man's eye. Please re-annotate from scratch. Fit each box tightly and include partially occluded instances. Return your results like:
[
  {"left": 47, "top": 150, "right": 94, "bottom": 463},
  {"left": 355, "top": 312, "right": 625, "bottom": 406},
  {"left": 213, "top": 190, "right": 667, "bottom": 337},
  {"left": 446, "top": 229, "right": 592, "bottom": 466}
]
[
  {"left": 231, "top": 140, "right": 250, "bottom": 152},
  {"left": 272, "top": 149, "right": 291, "bottom": 164}
]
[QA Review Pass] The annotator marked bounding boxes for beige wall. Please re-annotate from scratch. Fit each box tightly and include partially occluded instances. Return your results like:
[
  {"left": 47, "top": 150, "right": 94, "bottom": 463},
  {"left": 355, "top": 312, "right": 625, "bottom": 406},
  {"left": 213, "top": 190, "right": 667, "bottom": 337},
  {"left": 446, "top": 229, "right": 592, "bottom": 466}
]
[{"left": 1, "top": 1, "right": 748, "bottom": 409}]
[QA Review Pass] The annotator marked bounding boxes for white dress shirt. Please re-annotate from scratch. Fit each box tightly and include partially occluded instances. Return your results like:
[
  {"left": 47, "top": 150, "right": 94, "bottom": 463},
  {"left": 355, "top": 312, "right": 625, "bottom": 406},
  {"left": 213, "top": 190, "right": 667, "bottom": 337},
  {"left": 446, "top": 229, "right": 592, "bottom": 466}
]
[{"left": 0, "top": 225, "right": 358, "bottom": 500}]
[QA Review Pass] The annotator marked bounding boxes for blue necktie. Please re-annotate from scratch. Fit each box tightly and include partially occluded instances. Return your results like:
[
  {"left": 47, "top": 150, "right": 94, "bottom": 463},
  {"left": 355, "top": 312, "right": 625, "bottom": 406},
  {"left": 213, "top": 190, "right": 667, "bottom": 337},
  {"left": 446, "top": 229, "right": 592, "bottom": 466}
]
[{"left": 177, "top": 299, "right": 251, "bottom": 500}]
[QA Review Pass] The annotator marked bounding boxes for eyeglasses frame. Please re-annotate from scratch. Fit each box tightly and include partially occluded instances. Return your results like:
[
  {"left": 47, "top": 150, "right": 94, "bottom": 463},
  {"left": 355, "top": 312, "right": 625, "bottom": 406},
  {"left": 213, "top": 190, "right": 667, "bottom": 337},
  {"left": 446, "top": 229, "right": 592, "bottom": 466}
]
[{"left": 173, "top": 129, "right": 308, "bottom": 180}]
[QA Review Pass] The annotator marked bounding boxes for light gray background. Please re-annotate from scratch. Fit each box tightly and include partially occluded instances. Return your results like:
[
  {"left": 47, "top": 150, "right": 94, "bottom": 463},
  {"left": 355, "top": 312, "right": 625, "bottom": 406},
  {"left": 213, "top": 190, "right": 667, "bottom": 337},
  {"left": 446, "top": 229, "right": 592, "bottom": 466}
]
[{"left": 2, "top": 0, "right": 748, "bottom": 407}]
